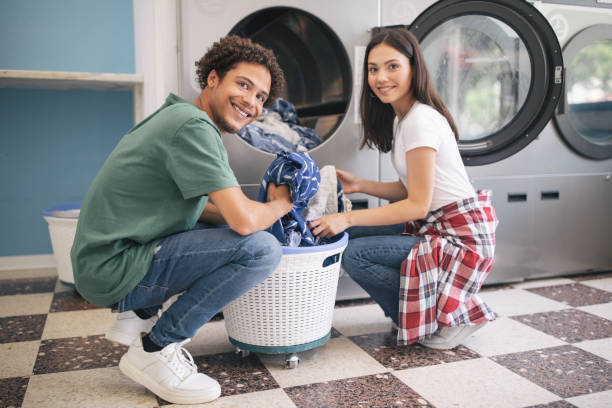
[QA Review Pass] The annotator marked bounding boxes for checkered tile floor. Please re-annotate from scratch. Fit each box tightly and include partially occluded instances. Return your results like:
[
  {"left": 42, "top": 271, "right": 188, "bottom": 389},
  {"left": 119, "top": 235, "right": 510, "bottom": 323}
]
[{"left": 1, "top": 268, "right": 611, "bottom": 408}]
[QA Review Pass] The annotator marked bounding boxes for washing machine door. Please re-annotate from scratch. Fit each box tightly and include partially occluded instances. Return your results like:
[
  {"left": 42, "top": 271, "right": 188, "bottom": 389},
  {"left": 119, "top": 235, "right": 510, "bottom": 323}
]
[
  {"left": 230, "top": 7, "right": 352, "bottom": 143},
  {"left": 553, "top": 24, "right": 612, "bottom": 160},
  {"left": 403, "top": 0, "right": 564, "bottom": 165}
]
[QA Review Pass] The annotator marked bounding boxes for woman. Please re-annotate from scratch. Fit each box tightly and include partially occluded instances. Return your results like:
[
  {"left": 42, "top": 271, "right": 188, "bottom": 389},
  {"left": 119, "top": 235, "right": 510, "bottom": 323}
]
[{"left": 309, "top": 28, "right": 498, "bottom": 349}]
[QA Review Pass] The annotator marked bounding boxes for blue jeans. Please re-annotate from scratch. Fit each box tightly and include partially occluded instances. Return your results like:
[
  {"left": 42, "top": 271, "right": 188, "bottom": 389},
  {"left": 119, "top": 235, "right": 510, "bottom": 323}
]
[
  {"left": 342, "top": 224, "right": 420, "bottom": 324},
  {"left": 117, "top": 223, "right": 282, "bottom": 347}
]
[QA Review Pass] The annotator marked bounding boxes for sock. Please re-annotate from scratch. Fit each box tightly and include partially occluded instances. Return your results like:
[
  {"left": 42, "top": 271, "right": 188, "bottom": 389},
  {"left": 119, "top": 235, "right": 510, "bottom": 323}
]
[
  {"left": 134, "top": 308, "right": 154, "bottom": 320},
  {"left": 142, "top": 333, "right": 163, "bottom": 353}
]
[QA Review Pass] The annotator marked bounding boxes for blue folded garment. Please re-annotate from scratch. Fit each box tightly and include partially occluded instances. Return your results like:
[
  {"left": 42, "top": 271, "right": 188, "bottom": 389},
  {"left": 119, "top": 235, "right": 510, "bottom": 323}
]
[
  {"left": 238, "top": 99, "right": 324, "bottom": 153},
  {"left": 238, "top": 125, "right": 297, "bottom": 153},
  {"left": 272, "top": 98, "right": 300, "bottom": 124},
  {"left": 257, "top": 152, "right": 320, "bottom": 246}
]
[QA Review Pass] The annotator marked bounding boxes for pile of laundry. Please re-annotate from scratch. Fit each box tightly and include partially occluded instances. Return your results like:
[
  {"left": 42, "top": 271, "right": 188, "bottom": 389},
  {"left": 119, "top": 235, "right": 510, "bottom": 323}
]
[
  {"left": 258, "top": 151, "right": 351, "bottom": 247},
  {"left": 238, "top": 99, "right": 324, "bottom": 153}
]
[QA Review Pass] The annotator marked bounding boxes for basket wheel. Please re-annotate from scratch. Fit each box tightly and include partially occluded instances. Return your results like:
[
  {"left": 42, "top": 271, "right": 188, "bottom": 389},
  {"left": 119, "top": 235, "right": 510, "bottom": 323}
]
[
  {"left": 235, "top": 348, "right": 250, "bottom": 358},
  {"left": 285, "top": 353, "right": 299, "bottom": 369}
]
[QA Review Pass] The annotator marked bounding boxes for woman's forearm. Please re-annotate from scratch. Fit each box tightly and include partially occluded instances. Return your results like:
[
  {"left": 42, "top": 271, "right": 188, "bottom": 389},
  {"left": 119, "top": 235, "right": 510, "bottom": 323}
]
[
  {"left": 358, "top": 179, "right": 407, "bottom": 202},
  {"left": 347, "top": 197, "right": 429, "bottom": 227}
]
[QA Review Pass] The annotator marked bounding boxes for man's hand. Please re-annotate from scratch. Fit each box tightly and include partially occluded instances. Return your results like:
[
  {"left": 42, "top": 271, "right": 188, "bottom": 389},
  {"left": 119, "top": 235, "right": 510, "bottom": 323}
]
[{"left": 267, "top": 183, "right": 291, "bottom": 205}]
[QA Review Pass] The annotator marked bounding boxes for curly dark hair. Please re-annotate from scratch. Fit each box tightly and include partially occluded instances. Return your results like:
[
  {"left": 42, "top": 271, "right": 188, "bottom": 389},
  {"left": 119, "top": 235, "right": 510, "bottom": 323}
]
[{"left": 195, "top": 35, "right": 285, "bottom": 107}]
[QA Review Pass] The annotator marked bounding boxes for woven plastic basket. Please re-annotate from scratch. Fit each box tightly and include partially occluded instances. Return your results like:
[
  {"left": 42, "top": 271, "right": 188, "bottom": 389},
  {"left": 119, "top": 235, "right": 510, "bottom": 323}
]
[
  {"left": 223, "top": 232, "right": 348, "bottom": 354},
  {"left": 42, "top": 203, "right": 81, "bottom": 286}
]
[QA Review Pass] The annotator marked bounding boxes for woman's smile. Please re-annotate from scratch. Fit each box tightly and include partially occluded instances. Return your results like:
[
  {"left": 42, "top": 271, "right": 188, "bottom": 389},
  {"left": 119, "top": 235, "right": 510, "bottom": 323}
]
[{"left": 367, "top": 42, "right": 414, "bottom": 115}]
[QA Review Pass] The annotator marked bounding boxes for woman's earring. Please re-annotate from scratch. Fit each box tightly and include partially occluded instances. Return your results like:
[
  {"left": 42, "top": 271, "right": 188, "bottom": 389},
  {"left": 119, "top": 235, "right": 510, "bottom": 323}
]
[{"left": 369, "top": 89, "right": 377, "bottom": 98}]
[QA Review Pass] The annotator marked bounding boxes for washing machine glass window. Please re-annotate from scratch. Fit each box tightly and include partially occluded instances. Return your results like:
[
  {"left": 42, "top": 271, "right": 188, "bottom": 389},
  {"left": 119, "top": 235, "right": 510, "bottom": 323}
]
[
  {"left": 229, "top": 7, "right": 352, "bottom": 154},
  {"left": 420, "top": 15, "right": 530, "bottom": 142},
  {"left": 408, "top": 0, "right": 563, "bottom": 165},
  {"left": 554, "top": 24, "right": 612, "bottom": 160},
  {"left": 568, "top": 39, "right": 612, "bottom": 144}
]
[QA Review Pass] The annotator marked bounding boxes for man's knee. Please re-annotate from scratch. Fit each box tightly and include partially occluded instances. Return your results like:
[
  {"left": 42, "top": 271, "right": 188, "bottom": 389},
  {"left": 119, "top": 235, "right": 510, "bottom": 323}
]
[{"left": 240, "top": 231, "right": 282, "bottom": 272}]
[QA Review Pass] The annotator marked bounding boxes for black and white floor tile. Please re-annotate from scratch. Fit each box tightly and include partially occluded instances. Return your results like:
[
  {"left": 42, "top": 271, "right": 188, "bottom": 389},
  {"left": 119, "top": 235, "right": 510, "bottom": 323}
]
[{"left": 1, "top": 267, "right": 611, "bottom": 407}]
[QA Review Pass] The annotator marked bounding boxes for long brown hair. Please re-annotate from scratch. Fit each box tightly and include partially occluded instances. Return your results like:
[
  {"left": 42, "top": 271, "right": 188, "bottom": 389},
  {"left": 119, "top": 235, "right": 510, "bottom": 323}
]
[{"left": 360, "top": 28, "right": 458, "bottom": 152}]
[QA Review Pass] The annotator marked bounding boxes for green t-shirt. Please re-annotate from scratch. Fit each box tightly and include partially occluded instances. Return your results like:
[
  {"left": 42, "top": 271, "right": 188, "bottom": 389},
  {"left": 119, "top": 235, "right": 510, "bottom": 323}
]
[{"left": 71, "top": 94, "right": 239, "bottom": 306}]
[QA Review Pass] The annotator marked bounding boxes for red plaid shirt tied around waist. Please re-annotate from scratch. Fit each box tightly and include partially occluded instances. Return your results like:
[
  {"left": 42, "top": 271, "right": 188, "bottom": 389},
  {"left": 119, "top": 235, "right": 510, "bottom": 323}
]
[{"left": 398, "top": 190, "right": 498, "bottom": 345}]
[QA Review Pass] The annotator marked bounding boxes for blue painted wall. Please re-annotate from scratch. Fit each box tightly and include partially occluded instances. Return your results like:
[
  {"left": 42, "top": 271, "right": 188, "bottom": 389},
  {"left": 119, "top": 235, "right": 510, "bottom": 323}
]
[
  {"left": 0, "top": 0, "right": 134, "bottom": 73},
  {"left": 0, "top": 0, "right": 135, "bottom": 256}
]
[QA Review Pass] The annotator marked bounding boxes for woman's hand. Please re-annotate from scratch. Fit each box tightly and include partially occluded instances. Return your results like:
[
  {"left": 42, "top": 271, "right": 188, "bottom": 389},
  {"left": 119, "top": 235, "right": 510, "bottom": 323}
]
[
  {"left": 336, "top": 169, "right": 360, "bottom": 194},
  {"left": 309, "top": 213, "right": 351, "bottom": 238}
]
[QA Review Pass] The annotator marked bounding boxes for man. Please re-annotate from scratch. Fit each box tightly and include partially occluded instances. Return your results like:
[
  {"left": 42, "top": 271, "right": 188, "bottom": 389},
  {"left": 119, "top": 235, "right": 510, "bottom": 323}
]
[{"left": 70, "top": 35, "right": 291, "bottom": 405}]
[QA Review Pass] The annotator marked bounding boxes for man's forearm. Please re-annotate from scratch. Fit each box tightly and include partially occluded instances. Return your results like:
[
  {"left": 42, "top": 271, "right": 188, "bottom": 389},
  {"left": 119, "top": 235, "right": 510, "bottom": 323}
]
[
  {"left": 199, "top": 201, "right": 226, "bottom": 224},
  {"left": 237, "top": 198, "right": 292, "bottom": 235}
]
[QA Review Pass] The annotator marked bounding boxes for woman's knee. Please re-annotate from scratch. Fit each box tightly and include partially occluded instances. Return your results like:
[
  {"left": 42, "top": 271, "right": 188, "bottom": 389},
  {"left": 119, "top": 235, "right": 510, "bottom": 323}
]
[
  {"left": 342, "top": 237, "right": 402, "bottom": 285},
  {"left": 341, "top": 242, "right": 368, "bottom": 281}
]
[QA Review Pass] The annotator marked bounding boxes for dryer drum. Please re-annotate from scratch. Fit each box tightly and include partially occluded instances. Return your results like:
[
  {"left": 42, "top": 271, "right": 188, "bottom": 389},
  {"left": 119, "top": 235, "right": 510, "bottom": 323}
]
[{"left": 230, "top": 7, "right": 352, "bottom": 143}]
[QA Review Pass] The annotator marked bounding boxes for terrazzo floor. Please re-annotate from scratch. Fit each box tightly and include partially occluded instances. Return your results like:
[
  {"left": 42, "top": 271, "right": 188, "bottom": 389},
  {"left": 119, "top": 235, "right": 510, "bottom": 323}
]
[{"left": 1, "top": 267, "right": 611, "bottom": 407}]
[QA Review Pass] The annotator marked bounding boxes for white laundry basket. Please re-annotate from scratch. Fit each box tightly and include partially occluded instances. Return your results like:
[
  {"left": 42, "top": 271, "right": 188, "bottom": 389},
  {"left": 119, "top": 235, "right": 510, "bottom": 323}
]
[
  {"left": 223, "top": 232, "right": 348, "bottom": 367},
  {"left": 43, "top": 203, "right": 80, "bottom": 285}
]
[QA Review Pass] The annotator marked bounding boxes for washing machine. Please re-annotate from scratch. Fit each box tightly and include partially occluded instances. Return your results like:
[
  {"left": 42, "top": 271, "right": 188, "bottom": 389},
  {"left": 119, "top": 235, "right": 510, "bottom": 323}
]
[
  {"left": 179, "top": 0, "right": 380, "bottom": 299},
  {"left": 530, "top": 1, "right": 612, "bottom": 279},
  {"left": 378, "top": 0, "right": 609, "bottom": 284}
]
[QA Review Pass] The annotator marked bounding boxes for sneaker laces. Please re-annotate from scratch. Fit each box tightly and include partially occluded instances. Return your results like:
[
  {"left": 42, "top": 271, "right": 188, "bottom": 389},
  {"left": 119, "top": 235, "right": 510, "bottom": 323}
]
[{"left": 159, "top": 339, "right": 197, "bottom": 380}]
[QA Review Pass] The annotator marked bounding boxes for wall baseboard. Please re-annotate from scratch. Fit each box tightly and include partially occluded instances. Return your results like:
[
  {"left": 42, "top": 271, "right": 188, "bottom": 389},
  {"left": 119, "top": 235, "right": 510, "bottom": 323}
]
[{"left": 0, "top": 254, "right": 56, "bottom": 271}]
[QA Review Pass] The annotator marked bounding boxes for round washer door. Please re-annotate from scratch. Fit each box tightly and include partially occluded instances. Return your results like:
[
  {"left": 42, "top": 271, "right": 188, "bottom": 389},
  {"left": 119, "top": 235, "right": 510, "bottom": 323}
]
[
  {"left": 407, "top": 0, "right": 564, "bottom": 165},
  {"left": 553, "top": 24, "right": 612, "bottom": 160},
  {"left": 230, "top": 7, "right": 352, "bottom": 146}
]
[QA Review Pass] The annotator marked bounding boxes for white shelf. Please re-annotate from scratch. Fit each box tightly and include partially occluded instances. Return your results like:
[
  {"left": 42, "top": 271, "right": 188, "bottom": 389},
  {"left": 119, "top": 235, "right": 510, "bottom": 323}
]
[
  {"left": 0, "top": 70, "right": 143, "bottom": 90},
  {"left": 0, "top": 70, "right": 144, "bottom": 122}
]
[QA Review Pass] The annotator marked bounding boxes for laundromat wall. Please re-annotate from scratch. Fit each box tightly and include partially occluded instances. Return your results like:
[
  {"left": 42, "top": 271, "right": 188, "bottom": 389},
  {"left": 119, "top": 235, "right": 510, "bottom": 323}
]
[{"left": 0, "top": 0, "right": 135, "bottom": 258}]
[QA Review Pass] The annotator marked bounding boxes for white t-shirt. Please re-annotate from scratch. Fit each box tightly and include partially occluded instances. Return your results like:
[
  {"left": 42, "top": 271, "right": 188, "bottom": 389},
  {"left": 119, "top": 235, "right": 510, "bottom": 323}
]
[{"left": 391, "top": 102, "right": 475, "bottom": 211}]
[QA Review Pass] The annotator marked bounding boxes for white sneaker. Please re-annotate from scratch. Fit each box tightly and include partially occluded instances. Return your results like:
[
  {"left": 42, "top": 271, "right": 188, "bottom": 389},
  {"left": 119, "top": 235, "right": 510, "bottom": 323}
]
[
  {"left": 105, "top": 311, "right": 159, "bottom": 346},
  {"left": 419, "top": 322, "right": 488, "bottom": 350},
  {"left": 119, "top": 335, "right": 221, "bottom": 404}
]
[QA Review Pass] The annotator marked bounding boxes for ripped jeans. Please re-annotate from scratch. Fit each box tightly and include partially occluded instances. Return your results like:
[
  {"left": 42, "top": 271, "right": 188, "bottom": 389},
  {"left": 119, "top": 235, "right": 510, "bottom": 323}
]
[{"left": 115, "top": 223, "right": 282, "bottom": 347}]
